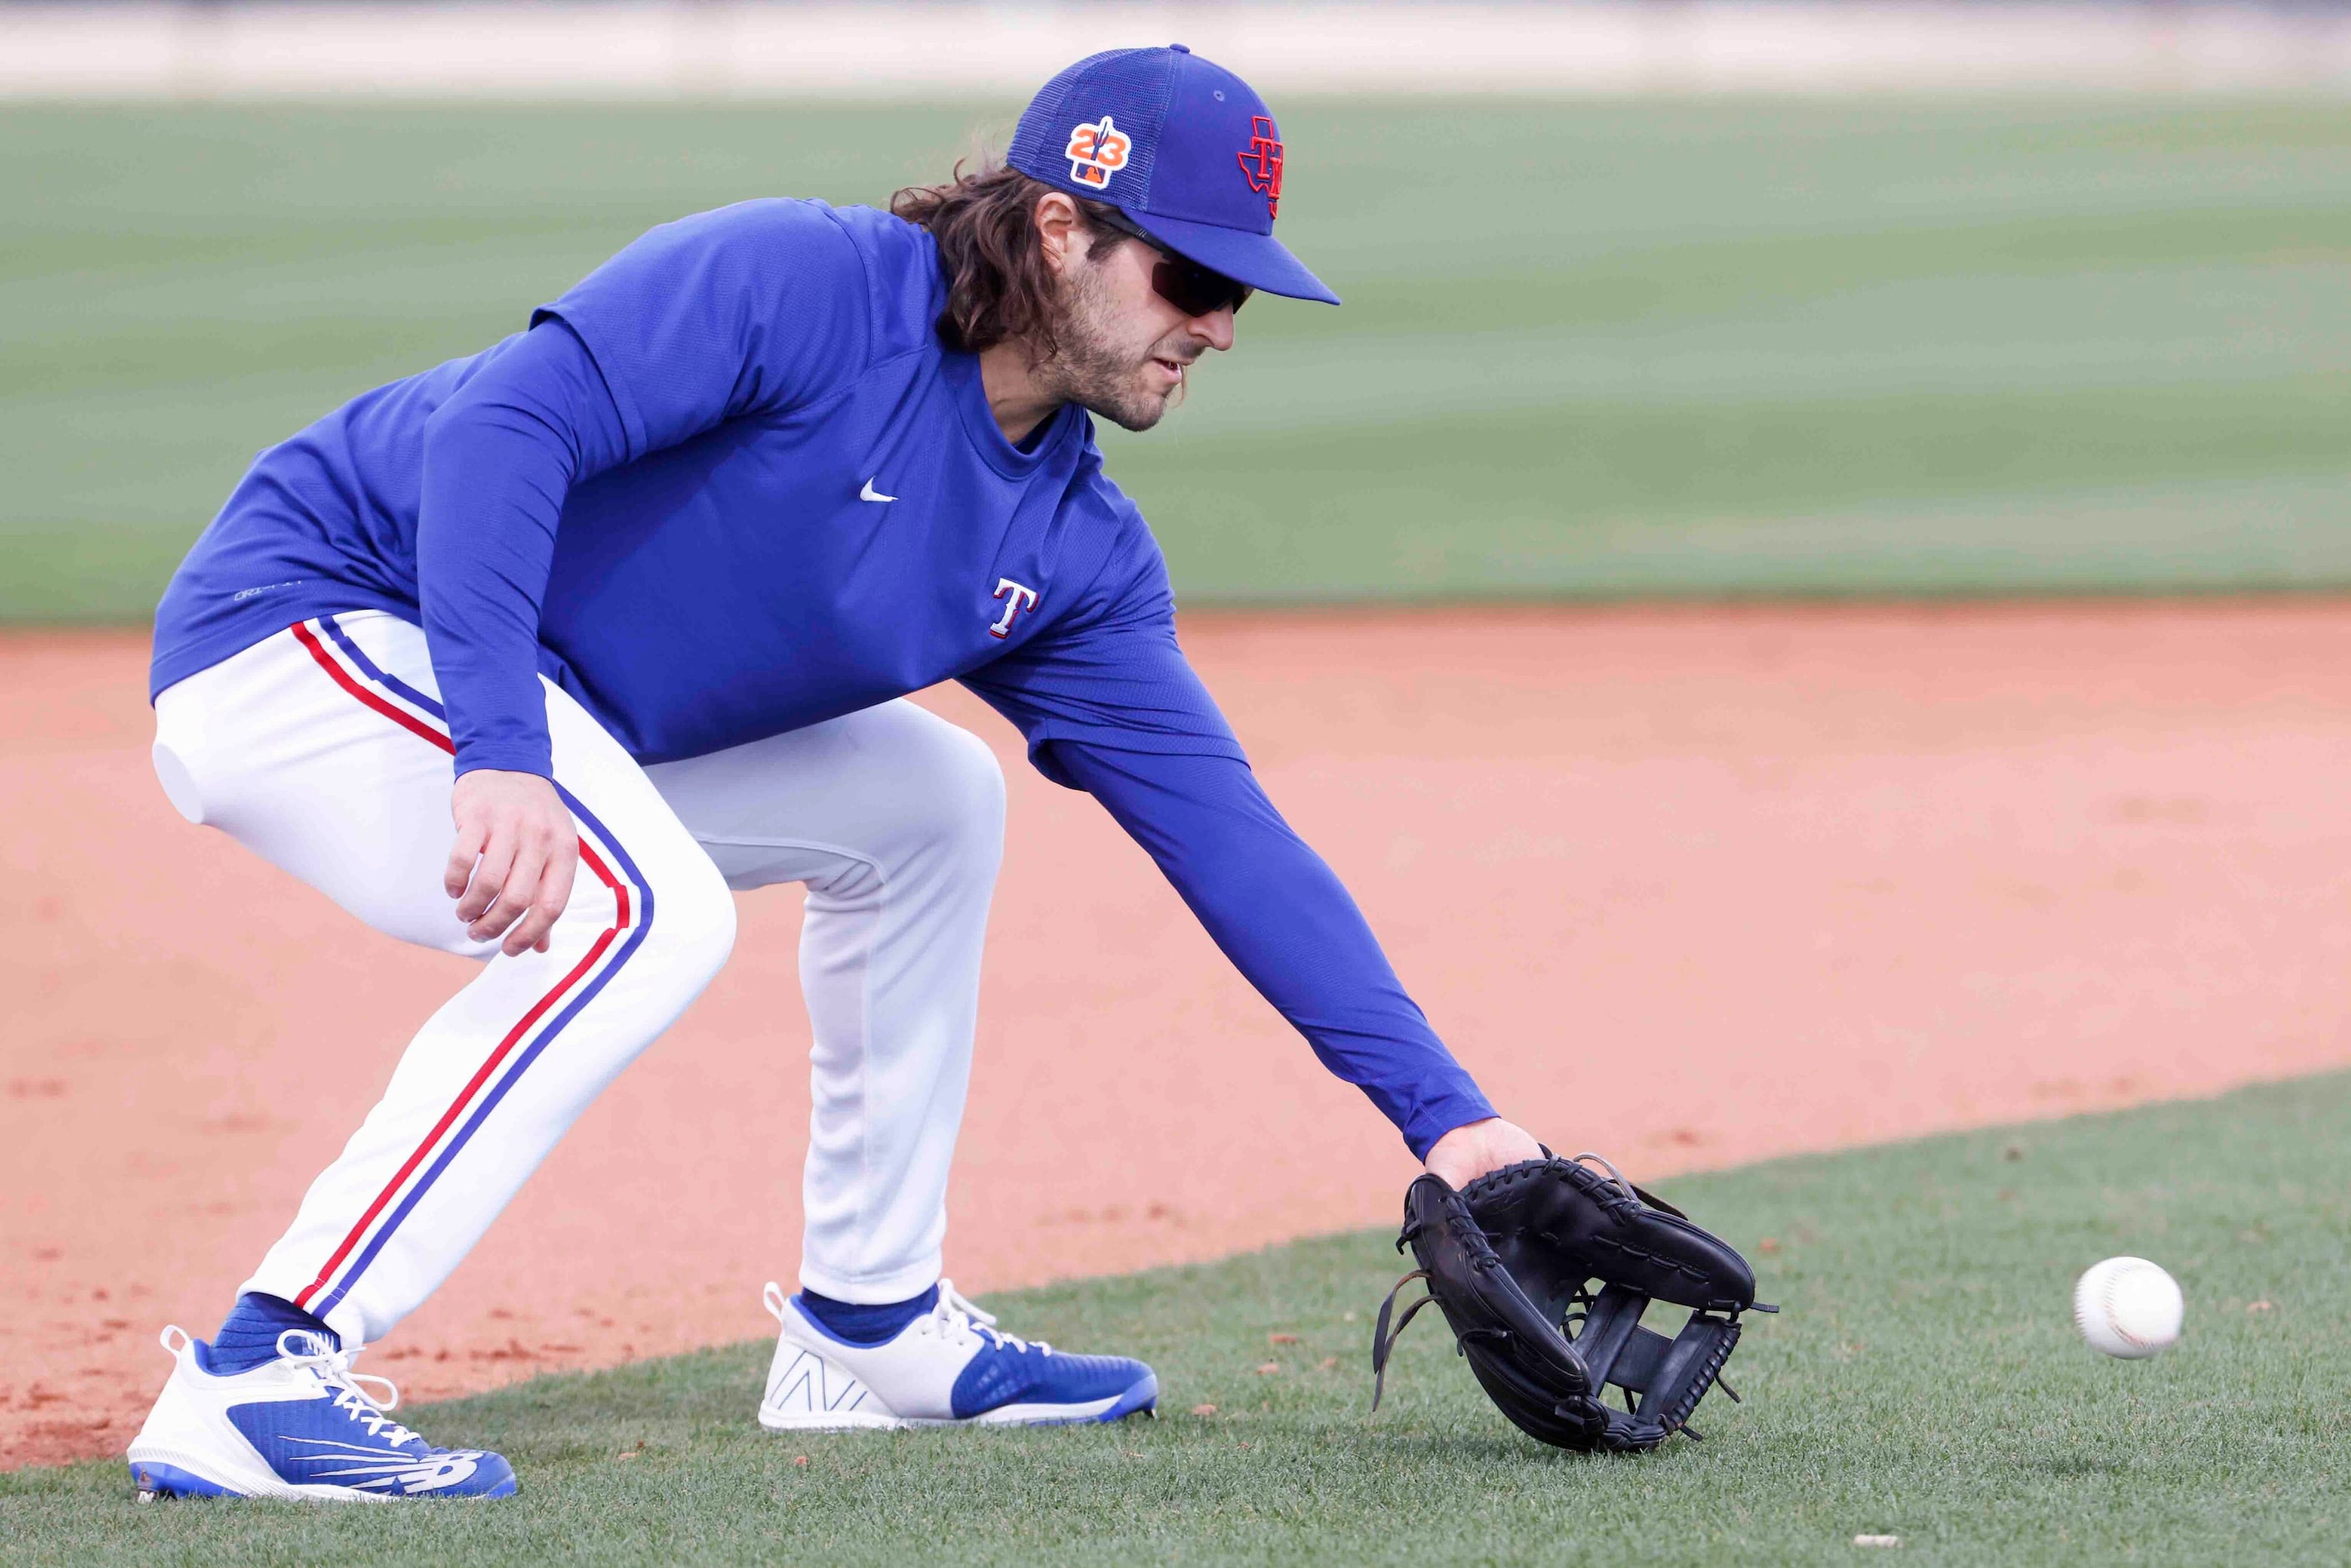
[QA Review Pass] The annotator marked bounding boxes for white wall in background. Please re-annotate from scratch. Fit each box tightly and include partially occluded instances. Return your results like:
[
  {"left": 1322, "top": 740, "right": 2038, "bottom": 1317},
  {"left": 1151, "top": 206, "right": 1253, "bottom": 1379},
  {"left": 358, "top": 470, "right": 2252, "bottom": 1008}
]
[{"left": 4, "top": 2, "right": 2348, "bottom": 100}]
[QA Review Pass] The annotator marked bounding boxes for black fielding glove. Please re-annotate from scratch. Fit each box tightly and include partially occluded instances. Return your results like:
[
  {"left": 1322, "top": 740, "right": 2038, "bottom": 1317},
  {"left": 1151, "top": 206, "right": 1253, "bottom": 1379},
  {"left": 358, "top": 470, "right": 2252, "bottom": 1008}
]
[{"left": 1369, "top": 1151, "right": 1774, "bottom": 1451}]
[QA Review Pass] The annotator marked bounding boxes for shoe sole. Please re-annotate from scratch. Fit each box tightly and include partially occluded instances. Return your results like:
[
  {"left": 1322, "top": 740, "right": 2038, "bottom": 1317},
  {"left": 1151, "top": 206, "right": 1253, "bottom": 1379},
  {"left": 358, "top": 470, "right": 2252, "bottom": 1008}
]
[
  {"left": 129, "top": 1453, "right": 520, "bottom": 1503},
  {"left": 760, "top": 1371, "right": 1159, "bottom": 1432},
  {"left": 131, "top": 1454, "right": 398, "bottom": 1504},
  {"left": 130, "top": 1461, "right": 246, "bottom": 1501}
]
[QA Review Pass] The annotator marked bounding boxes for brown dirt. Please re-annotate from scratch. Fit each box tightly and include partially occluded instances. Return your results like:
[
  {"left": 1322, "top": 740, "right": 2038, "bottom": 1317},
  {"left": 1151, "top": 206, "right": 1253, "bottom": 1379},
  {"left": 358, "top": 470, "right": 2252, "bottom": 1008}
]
[{"left": 8, "top": 600, "right": 2351, "bottom": 1469}]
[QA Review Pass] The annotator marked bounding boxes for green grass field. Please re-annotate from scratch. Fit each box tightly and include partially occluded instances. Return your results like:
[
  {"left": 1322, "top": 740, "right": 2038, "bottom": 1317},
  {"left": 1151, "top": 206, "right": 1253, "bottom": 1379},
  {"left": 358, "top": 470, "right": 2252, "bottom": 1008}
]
[
  {"left": 4, "top": 99, "right": 2348, "bottom": 620},
  {"left": 8, "top": 1074, "right": 2348, "bottom": 1565}
]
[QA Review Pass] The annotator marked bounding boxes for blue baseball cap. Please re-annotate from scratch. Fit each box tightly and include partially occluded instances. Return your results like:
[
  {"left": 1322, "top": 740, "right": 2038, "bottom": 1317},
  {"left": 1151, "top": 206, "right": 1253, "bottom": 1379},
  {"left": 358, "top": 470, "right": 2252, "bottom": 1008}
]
[{"left": 1007, "top": 44, "right": 1340, "bottom": 306}]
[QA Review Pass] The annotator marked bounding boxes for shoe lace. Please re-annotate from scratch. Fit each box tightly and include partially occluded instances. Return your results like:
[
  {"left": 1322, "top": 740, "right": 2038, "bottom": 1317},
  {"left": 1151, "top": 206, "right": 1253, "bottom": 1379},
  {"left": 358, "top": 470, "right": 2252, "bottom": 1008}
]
[
  {"left": 929, "top": 1279, "right": 1051, "bottom": 1356},
  {"left": 275, "top": 1328, "right": 420, "bottom": 1446}
]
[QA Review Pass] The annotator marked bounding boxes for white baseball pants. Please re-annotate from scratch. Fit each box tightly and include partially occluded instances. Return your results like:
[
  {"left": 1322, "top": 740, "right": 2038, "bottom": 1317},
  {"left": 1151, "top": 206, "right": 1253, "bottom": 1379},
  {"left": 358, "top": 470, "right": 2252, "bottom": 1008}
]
[{"left": 150, "top": 610, "right": 1003, "bottom": 1347}]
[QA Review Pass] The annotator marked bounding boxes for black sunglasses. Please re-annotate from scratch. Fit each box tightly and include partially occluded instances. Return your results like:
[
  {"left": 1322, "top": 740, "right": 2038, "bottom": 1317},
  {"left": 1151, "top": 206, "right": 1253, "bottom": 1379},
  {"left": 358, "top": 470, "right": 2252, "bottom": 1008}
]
[{"left": 1089, "top": 207, "right": 1252, "bottom": 318}]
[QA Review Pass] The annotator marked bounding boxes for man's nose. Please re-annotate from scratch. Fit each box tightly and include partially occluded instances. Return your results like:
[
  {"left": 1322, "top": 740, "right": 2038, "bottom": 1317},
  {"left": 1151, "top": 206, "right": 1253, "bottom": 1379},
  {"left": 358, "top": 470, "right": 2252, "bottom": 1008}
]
[{"left": 1191, "top": 307, "right": 1236, "bottom": 353}]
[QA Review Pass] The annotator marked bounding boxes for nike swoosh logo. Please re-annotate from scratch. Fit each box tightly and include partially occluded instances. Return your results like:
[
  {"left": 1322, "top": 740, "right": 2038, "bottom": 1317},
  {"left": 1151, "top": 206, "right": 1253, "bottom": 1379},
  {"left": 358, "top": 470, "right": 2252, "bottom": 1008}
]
[{"left": 860, "top": 478, "right": 896, "bottom": 503}]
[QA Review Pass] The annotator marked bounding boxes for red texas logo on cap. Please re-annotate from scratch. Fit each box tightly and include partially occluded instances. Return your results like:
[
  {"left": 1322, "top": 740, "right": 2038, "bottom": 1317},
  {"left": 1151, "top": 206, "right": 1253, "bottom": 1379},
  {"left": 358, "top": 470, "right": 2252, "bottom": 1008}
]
[
  {"left": 1236, "top": 115, "right": 1284, "bottom": 219},
  {"left": 1064, "top": 116, "right": 1132, "bottom": 190}
]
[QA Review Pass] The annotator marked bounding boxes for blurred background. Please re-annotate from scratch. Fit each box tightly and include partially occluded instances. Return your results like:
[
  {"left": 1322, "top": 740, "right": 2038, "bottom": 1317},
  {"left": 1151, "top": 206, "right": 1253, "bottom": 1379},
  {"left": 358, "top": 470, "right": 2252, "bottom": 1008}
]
[{"left": 4, "top": 0, "right": 2348, "bottom": 619}]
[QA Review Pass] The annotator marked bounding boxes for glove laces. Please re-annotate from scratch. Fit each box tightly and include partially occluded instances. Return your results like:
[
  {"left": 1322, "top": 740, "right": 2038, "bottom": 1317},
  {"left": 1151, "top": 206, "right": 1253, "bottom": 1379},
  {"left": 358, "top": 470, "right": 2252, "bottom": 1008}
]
[
  {"left": 930, "top": 1280, "right": 1051, "bottom": 1356},
  {"left": 1566, "top": 1151, "right": 1638, "bottom": 1202},
  {"left": 276, "top": 1328, "right": 419, "bottom": 1446}
]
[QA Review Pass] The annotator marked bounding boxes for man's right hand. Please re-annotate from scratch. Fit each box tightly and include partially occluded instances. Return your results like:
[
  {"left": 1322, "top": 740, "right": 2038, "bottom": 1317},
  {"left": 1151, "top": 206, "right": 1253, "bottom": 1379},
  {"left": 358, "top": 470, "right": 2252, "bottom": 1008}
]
[
  {"left": 1424, "top": 1116, "right": 1546, "bottom": 1190},
  {"left": 445, "top": 769, "right": 579, "bottom": 957}
]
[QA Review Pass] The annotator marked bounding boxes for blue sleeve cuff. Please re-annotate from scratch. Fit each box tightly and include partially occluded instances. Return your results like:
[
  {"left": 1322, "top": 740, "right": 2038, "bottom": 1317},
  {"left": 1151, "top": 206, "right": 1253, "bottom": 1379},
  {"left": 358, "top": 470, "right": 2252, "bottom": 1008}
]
[
  {"left": 451, "top": 740, "right": 554, "bottom": 781},
  {"left": 1398, "top": 1085, "right": 1501, "bottom": 1163}
]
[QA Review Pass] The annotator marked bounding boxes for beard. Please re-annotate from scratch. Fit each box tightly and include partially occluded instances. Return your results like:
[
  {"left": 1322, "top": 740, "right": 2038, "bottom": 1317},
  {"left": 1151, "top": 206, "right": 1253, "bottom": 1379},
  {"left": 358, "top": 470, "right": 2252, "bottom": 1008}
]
[{"left": 1039, "top": 249, "right": 1191, "bottom": 433}]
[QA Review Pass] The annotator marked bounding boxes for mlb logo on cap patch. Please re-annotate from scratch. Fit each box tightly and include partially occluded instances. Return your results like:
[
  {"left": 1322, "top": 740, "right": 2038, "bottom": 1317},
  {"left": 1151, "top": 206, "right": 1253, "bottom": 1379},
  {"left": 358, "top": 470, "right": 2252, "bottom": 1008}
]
[{"left": 1064, "top": 116, "right": 1131, "bottom": 190}]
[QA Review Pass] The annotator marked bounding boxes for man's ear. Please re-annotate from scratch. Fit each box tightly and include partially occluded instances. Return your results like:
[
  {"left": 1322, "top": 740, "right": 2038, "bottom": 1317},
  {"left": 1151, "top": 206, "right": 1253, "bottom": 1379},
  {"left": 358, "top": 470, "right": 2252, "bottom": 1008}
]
[{"left": 1034, "top": 191, "right": 1084, "bottom": 277}]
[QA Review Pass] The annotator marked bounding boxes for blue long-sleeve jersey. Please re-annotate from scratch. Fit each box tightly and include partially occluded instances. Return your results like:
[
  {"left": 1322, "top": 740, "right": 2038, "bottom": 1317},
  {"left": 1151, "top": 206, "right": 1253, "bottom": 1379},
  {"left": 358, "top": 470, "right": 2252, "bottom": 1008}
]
[{"left": 150, "top": 197, "right": 1494, "bottom": 1157}]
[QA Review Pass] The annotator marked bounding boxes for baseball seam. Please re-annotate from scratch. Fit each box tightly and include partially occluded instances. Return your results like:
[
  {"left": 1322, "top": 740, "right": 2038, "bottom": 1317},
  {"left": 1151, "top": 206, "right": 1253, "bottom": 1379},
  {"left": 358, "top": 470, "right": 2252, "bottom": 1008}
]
[{"left": 2096, "top": 1262, "right": 2157, "bottom": 1351}]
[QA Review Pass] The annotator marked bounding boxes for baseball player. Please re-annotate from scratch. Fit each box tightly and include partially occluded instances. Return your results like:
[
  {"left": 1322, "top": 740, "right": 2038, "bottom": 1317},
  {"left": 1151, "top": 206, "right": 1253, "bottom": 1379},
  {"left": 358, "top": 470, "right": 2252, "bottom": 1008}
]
[{"left": 127, "top": 45, "right": 1539, "bottom": 1501}]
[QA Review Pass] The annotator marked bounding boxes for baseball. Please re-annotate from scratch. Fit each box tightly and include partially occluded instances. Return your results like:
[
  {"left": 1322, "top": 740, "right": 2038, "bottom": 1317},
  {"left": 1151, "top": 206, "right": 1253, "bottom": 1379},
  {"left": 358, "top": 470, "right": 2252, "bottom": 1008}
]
[{"left": 2073, "top": 1257, "right": 2184, "bottom": 1358}]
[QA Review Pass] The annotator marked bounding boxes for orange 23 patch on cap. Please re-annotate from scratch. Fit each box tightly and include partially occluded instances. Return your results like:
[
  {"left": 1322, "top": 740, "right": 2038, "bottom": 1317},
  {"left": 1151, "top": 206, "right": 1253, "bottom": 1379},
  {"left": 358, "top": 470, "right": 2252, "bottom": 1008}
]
[{"left": 1064, "top": 116, "right": 1132, "bottom": 190}]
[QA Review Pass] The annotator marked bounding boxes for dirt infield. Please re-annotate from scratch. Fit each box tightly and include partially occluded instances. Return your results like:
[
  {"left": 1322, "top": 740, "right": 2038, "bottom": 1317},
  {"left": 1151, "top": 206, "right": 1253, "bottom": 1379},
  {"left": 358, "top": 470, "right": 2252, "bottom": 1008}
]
[{"left": 8, "top": 600, "right": 2351, "bottom": 1469}]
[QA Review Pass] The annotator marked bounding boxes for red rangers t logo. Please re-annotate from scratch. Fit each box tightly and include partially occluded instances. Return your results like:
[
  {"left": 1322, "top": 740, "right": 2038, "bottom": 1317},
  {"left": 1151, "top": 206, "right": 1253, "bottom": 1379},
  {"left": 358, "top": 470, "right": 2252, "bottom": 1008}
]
[
  {"left": 989, "top": 579, "right": 1040, "bottom": 638},
  {"left": 1064, "top": 116, "right": 1131, "bottom": 191},
  {"left": 1236, "top": 115, "right": 1283, "bottom": 220}
]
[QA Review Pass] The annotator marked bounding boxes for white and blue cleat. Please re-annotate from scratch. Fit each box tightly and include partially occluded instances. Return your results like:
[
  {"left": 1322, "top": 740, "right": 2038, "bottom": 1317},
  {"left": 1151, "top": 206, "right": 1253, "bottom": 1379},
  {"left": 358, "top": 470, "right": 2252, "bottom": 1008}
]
[
  {"left": 758, "top": 1279, "right": 1157, "bottom": 1430},
  {"left": 126, "top": 1326, "right": 518, "bottom": 1501}
]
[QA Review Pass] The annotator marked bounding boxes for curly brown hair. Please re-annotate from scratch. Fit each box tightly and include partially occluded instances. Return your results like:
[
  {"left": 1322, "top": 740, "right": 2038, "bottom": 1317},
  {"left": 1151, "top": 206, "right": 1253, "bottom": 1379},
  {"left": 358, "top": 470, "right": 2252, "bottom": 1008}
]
[{"left": 889, "top": 160, "right": 1130, "bottom": 357}]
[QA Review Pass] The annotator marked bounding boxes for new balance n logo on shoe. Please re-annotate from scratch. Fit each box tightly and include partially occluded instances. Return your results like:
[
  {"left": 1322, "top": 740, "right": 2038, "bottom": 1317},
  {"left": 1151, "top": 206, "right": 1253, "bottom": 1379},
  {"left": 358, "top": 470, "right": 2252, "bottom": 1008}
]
[
  {"left": 764, "top": 1347, "right": 872, "bottom": 1416},
  {"left": 281, "top": 1437, "right": 489, "bottom": 1494}
]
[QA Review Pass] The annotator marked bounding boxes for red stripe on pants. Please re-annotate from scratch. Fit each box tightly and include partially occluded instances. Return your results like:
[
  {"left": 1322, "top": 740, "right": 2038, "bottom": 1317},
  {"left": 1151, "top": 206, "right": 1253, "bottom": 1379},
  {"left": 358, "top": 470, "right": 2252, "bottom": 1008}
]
[{"left": 286, "top": 620, "right": 634, "bottom": 1313}]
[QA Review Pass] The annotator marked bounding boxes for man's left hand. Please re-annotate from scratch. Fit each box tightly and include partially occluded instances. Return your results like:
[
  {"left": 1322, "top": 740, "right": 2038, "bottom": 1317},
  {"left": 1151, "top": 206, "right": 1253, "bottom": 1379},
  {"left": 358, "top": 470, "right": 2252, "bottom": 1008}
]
[{"left": 1423, "top": 1116, "right": 1545, "bottom": 1189}]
